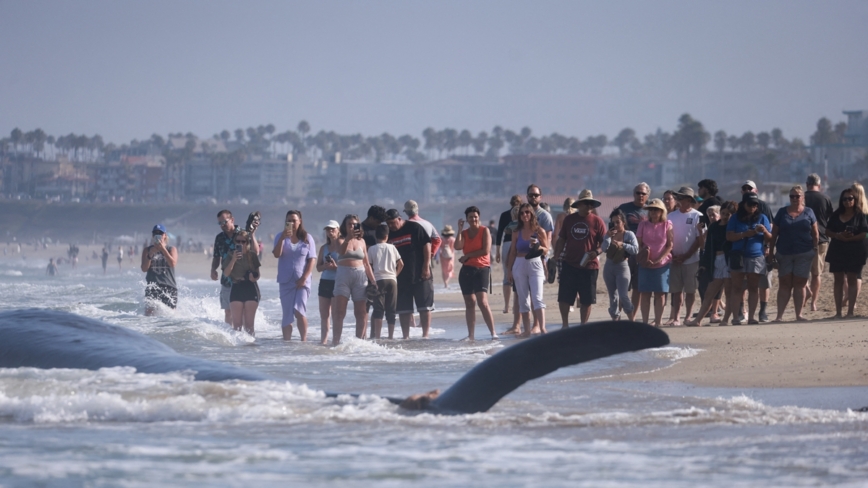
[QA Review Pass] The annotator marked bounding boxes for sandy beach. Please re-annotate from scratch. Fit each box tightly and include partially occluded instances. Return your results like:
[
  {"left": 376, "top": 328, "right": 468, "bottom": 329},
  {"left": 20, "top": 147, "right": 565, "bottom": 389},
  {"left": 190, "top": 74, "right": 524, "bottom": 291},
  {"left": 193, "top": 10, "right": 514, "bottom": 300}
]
[{"left": 17, "top": 241, "right": 868, "bottom": 390}]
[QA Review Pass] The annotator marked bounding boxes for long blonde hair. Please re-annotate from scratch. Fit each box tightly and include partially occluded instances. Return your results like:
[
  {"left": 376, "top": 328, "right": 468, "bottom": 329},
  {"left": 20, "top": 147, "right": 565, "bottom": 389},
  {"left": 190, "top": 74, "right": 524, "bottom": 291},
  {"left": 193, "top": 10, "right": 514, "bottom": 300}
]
[
  {"left": 851, "top": 182, "right": 868, "bottom": 214},
  {"left": 563, "top": 197, "right": 576, "bottom": 214}
]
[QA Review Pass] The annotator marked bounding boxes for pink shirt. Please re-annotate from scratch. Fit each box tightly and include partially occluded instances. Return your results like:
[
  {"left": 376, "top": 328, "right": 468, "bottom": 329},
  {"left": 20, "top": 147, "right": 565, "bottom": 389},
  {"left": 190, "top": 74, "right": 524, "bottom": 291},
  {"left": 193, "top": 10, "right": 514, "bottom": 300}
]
[{"left": 636, "top": 220, "right": 672, "bottom": 268}]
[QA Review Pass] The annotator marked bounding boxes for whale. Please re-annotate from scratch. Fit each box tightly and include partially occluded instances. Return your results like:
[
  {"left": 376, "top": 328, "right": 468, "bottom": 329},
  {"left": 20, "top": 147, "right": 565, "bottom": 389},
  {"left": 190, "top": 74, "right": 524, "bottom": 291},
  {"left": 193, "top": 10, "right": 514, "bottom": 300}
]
[{"left": 0, "top": 309, "right": 670, "bottom": 414}]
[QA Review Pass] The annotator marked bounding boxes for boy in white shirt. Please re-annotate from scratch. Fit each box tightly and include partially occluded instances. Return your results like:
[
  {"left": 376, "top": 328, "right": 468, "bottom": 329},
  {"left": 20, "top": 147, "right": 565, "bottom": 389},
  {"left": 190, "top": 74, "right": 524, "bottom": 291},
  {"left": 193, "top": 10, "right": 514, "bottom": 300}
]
[{"left": 368, "top": 223, "right": 404, "bottom": 338}]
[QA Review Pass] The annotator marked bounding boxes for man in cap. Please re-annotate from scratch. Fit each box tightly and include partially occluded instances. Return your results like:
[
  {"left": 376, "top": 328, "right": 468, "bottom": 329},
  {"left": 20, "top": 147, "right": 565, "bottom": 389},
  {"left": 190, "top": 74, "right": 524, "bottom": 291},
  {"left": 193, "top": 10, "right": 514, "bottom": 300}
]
[
  {"left": 803, "top": 173, "right": 834, "bottom": 311},
  {"left": 666, "top": 187, "right": 704, "bottom": 326},
  {"left": 554, "top": 189, "right": 607, "bottom": 326},
  {"left": 741, "top": 180, "right": 773, "bottom": 322},
  {"left": 385, "top": 209, "right": 433, "bottom": 338},
  {"left": 616, "top": 182, "right": 650, "bottom": 320}
]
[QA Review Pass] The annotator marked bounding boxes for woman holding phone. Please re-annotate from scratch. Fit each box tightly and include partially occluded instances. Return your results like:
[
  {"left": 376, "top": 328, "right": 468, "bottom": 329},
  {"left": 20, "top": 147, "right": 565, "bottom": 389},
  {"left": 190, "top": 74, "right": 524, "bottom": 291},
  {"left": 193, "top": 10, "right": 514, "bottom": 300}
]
[
  {"left": 331, "top": 214, "right": 377, "bottom": 345},
  {"left": 141, "top": 223, "right": 178, "bottom": 315},
  {"left": 315, "top": 220, "right": 341, "bottom": 344},
  {"left": 225, "top": 230, "right": 261, "bottom": 336},
  {"left": 273, "top": 210, "right": 317, "bottom": 341},
  {"left": 506, "top": 203, "right": 549, "bottom": 337},
  {"left": 826, "top": 188, "right": 868, "bottom": 318}
]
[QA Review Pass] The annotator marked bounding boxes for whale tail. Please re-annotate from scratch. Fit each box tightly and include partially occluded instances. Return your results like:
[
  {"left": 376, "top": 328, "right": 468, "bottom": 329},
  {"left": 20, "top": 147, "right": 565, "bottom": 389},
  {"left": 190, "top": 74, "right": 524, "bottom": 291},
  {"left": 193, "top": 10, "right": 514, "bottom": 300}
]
[{"left": 422, "top": 321, "right": 669, "bottom": 414}]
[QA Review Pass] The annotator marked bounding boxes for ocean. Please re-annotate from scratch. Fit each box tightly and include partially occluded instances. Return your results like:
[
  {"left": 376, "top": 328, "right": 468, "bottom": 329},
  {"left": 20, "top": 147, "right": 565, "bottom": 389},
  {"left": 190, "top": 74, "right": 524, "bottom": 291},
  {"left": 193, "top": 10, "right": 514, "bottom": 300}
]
[{"left": 1, "top": 254, "right": 867, "bottom": 487}]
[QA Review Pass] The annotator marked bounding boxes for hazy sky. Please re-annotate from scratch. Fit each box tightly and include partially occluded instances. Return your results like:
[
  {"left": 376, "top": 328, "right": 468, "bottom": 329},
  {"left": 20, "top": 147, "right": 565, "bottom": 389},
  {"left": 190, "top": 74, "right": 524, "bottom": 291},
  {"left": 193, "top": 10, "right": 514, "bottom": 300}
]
[{"left": 2, "top": 0, "right": 866, "bottom": 145}]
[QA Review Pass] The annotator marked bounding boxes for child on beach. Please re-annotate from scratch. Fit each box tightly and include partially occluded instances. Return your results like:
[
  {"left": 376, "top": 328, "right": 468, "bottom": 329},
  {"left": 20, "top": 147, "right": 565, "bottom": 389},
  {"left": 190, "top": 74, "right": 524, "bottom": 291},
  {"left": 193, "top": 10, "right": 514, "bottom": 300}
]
[{"left": 367, "top": 223, "right": 403, "bottom": 339}]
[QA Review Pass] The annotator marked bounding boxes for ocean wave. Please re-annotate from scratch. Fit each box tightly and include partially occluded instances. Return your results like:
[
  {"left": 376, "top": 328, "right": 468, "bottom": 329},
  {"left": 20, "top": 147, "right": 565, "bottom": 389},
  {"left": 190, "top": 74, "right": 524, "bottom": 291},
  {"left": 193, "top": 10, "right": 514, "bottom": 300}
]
[{"left": 2, "top": 368, "right": 865, "bottom": 428}]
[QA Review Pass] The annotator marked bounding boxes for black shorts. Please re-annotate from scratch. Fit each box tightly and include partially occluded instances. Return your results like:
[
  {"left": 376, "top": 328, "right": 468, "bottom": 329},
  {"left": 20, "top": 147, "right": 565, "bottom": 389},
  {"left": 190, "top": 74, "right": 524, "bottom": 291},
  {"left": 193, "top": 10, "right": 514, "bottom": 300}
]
[
  {"left": 230, "top": 280, "right": 260, "bottom": 303},
  {"left": 318, "top": 279, "right": 335, "bottom": 299},
  {"left": 458, "top": 265, "right": 490, "bottom": 295},
  {"left": 371, "top": 279, "right": 397, "bottom": 323},
  {"left": 558, "top": 262, "right": 597, "bottom": 306},
  {"left": 396, "top": 278, "right": 434, "bottom": 315},
  {"left": 145, "top": 283, "right": 178, "bottom": 309}
]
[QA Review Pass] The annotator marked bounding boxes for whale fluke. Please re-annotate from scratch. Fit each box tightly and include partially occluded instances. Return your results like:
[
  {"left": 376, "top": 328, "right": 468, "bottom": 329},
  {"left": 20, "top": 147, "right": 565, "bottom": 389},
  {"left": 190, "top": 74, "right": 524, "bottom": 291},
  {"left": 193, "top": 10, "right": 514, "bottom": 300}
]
[{"left": 426, "top": 321, "right": 670, "bottom": 414}]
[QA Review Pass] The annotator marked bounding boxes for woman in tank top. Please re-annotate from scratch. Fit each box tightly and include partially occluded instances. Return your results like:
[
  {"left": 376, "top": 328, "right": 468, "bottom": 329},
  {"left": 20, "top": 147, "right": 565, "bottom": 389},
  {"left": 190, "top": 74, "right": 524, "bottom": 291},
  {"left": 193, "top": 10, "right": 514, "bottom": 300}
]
[
  {"left": 316, "top": 220, "right": 341, "bottom": 344},
  {"left": 454, "top": 206, "right": 497, "bottom": 340},
  {"left": 331, "top": 214, "right": 377, "bottom": 346},
  {"left": 506, "top": 203, "right": 549, "bottom": 337},
  {"left": 141, "top": 223, "right": 178, "bottom": 316}
]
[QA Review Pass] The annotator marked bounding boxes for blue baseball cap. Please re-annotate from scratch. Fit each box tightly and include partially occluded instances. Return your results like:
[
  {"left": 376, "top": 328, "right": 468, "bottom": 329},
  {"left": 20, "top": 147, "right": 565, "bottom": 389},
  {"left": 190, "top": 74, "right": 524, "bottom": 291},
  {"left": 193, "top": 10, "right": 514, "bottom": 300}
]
[{"left": 152, "top": 224, "right": 167, "bottom": 234}]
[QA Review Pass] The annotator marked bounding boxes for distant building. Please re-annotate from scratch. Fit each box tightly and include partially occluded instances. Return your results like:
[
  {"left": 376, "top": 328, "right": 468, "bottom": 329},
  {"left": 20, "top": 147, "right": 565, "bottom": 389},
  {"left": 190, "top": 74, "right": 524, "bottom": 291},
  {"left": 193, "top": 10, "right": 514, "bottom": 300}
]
[
  {"left": 93, "top": 155, "right": 164, "bottom": 202},
  {"left": 502, "top": 154, "right": 598, "bottom": 197},
  {"left": 811, "top": 110, "right": 868, "bottom": 181}
]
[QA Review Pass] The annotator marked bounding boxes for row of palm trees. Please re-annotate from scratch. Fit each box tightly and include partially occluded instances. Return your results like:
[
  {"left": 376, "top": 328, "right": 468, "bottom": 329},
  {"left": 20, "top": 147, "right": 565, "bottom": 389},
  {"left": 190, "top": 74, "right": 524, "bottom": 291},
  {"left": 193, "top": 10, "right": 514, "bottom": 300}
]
[{"left": 0, "top": 115, "right": 846, "bottom": 166}]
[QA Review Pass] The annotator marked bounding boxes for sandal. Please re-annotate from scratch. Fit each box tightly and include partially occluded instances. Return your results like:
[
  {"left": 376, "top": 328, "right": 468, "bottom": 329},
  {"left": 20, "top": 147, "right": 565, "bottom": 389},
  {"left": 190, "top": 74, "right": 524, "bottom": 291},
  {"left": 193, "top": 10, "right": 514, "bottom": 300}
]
[{"left": 246, "top": 211, "right": 261, "bottom": 233}]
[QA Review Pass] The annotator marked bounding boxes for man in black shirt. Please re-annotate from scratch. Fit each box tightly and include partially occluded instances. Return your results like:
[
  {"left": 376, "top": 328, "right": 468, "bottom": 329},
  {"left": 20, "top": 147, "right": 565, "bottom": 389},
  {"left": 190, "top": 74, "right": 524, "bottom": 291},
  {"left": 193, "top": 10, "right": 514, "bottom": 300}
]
[
  {"left": 386, "top": 209, "right": 433, "bottom": 339},
  {"left": 615, "top": 182, "right": 649, "bottom": 320},
  {"left": 803, "top": 173, "right": 834, "bottom": 311}
]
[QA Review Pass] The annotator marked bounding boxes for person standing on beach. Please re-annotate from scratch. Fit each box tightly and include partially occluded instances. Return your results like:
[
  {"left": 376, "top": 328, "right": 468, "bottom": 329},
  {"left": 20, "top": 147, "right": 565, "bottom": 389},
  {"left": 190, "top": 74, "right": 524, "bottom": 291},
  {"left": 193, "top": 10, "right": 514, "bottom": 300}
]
[
  {"left": 616, "top": 183, "right": 650, "bottom": 321},
  {"left": 46, "top": 258, "right": 58, "bottom": 277},
  {"left": 507, "top": 203, "right": 549, "bottom": 336},
  {"left": 636, "top": 199, "right": 674, "bottom": 327},
  {"left": 438, "top": 225, "right": 456, "bottom": 288},
  {"left": 741, "top": 180, "right": 774, "bottom": 323},
  {"left": 224, "top": 230, "right": 261, "bottom": 336},
  {"left": 666, "top": 187, "right": 704, "bottom": 326},
  {"left": 211, "top": 210, "right": 257, "bottom": 325},
  {"left": 332, "top": 215, "right": 377, "bottom": 344},
  {"left": 100, "top": 247, "right": 109, "bottom": 275},
  {"left": 825, "top": 188, "right": 868, "bottom": 318},
  {"left": 554, "top": 190, "right": 606, "bottom": 326},
  {"left": 368, "top": 223, "right": 403, "bottom": 339},
  {"left": 455, "top": 206, "right": 497, "bottom": 340},
  {"left": 803, "top": 174, "right": 834, "bottom": 312},
  {"left": 495, "top": 194, "right": 522, "bottom": 314},
  {"left": 727, "top": 192, "right": 772, "bottom": 325},
  {"left": 273, "top": 210, "right": 316, "bottom": 341},
  {"left": 315, "top": 220, "right": 341, "bottom": 345},
  {"left": 386, "top": 209, "right": 433, "bottom": 339},
  {"left": 769, "top": 186, "right": 818, "bottom": 322},
  {"left": 141, "top": 224, "right": 178, "bottom": 315}
]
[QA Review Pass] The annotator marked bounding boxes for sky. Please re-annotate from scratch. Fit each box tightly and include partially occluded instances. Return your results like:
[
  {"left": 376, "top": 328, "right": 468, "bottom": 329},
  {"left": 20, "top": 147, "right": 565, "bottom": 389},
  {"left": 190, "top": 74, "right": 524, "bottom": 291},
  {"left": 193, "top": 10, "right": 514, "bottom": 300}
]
[{"left": 1, "top": 0, "right": 866, "bottom": 145}]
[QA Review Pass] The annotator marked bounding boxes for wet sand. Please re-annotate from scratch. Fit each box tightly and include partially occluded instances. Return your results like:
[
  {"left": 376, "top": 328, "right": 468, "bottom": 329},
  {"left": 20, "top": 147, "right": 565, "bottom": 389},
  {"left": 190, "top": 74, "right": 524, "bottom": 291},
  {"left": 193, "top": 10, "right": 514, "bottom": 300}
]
[{"left": 18, "top": 243, "right": 868, "bottom": 389}]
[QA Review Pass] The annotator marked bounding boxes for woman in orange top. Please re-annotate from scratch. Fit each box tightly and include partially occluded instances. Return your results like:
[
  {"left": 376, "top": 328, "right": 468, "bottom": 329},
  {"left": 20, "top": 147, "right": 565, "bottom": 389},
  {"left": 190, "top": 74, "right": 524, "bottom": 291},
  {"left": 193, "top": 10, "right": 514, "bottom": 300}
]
[{"left": 455, "top": 206, "right": 497, "bottom": 340}]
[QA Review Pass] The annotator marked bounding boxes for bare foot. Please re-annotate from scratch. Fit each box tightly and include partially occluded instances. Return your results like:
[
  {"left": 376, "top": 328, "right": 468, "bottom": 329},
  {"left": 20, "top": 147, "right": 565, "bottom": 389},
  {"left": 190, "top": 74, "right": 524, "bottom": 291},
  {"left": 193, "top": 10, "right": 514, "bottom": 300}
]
[
  {"left": 502, "top": 307, "right": 509, "bottom": 314},
  {"left": 664, "top": 319, "right": 678, "bottom": 326},
  {"left": 811, "top": 303, "right": 818, "bottom": 312},
  {"left": 490, "top": 334, "right": 499, "bottom": 340},
  {"left": 530, "top": 326, "right": 541, "bottom": 335},
  {"left": 795, "top": 316, "right": 809, "bottom": 322},
  {"left": 685, "top": 319, "right": 701, "bottom": 327},
  {"left": 501, "top": 327, "right": 520, "bottom": 335},
  {"left": 709, "top": 315, "right": 721, "bottom": 323},
  {"left": 772, "top": 317, "right": 784, "bottom": 323}
]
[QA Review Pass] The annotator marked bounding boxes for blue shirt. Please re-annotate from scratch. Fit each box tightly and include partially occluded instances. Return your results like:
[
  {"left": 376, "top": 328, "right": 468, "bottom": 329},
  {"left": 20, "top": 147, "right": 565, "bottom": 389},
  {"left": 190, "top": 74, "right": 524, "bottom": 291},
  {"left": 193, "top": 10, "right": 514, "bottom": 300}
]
[
  {"left": 727, "top": 214, "right": 770, "bottom": 258},
  {"left": 773, "top": 207, "right": 816, "bottom": 255}
]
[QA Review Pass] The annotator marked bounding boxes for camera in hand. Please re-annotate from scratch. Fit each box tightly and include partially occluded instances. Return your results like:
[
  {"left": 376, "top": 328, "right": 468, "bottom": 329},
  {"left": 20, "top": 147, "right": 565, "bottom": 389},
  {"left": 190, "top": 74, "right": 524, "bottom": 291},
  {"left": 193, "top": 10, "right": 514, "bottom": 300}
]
[{"left": 353, "top": 223, "right": 361, "bottom": 231}]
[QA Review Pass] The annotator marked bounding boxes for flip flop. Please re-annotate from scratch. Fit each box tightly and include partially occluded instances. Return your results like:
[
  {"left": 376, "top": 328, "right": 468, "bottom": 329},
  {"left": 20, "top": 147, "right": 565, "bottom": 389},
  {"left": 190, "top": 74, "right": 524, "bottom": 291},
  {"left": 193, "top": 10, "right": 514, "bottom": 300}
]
[{"left": 524, "top": 248, "right": 544, "bottom": 260}]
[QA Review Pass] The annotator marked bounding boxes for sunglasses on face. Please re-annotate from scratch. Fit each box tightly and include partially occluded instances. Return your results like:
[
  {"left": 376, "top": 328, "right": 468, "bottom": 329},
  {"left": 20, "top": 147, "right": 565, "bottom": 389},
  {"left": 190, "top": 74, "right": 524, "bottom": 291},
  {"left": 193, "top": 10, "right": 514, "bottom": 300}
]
[
  {"left": 789, "top": 195, "right": 801, "bottom": 200},
  {"left": 527, "top": 193, "right": 541, "bottom": 198},
  {"left": 219, "top": 219, "right": 232, "bottom": 226},
  {"left": 843, "top": 197, "right": 855, "bottom": 201},
  {"left": 634, "top": 192, "right": 648, "bottom": 196}
]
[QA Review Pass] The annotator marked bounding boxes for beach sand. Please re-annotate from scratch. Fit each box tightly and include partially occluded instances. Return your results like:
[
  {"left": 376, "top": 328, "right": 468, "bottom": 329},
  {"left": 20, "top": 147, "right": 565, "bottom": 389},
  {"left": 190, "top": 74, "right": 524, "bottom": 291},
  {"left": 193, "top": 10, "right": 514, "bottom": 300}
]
[{"left": 18, "top": 242, "right": 868, "bottom": 389}]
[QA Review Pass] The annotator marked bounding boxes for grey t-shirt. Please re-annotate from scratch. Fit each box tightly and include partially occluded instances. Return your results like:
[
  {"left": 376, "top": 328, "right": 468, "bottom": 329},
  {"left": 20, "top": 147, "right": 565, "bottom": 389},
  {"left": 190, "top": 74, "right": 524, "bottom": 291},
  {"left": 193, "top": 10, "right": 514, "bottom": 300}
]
[{"left": 534, "top": 207, "right": 554, "bottom": 233}]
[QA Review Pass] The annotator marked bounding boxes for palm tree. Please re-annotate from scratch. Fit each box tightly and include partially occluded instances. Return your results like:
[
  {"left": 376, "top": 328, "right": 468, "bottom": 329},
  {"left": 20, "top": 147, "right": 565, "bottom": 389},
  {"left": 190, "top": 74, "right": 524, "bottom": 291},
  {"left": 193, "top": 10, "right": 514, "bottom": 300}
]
[
  {"left": 757, "top": 132, "right": 771, "bottom": 151},
  {"left": 713, "top": 130, "right": 727, "bottom": 159},
  {"left": 613, "top": 128, "right": 637, "bottom": 155},
  {"left": 811, "top": 118, "right": 834, "bottom": 145}
]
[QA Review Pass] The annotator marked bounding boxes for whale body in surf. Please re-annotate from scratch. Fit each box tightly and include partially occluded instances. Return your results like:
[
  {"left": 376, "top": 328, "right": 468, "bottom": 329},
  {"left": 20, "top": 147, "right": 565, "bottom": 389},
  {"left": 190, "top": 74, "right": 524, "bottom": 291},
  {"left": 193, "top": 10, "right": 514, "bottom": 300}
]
[{"left": 0, "top": 309, "right": 669, "bottom": 414}]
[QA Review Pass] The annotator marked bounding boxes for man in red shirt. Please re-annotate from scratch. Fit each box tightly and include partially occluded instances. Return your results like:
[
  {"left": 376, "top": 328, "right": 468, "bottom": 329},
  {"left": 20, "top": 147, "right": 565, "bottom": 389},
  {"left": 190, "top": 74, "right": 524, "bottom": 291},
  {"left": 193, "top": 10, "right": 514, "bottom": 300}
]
[{"left": 553, "top": 189, "right": 607, "bottom": 326}]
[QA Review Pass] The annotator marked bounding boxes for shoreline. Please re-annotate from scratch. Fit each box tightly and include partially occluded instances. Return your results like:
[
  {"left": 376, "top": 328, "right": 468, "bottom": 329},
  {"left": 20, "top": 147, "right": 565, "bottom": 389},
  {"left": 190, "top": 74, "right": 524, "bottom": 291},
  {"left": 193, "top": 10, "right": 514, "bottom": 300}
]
[{"left": 5, "top": 243, "right": 868, "bottom": 390}]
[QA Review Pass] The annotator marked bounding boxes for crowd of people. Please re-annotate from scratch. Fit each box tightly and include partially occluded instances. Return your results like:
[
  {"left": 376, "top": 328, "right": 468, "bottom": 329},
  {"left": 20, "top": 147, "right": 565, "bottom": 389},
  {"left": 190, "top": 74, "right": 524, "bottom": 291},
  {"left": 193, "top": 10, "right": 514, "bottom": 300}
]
[{"left": 132, "top": 174, "right": 867, "bottom": 343}]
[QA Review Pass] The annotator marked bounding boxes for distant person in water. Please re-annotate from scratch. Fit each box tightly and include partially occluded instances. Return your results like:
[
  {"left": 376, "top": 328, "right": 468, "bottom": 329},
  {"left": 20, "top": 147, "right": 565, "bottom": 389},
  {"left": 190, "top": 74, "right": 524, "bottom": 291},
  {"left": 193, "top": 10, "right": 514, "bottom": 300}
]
[
  {"left": 141, "top": 224, "right": 178, "bottom": 315},
  {"left": 438, "top": 225, "right": 456, "bottom": 288},
  {"left": 100, "top": 247, "right": 109, "bottom": 275},
  {"left": 117, "top": 247, "right": 123, "bottom": 269},
  {"left": 46, "top": 258, "right": 58, "bottom": 277}
]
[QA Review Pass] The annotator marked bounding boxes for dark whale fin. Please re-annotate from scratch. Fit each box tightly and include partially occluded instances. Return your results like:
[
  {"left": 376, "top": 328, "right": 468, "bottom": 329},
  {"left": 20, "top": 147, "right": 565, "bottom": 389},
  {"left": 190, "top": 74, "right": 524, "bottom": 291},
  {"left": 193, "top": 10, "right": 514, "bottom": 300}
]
[{"left": 427, "top": 321, "right": 669, "bottom": 414}]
